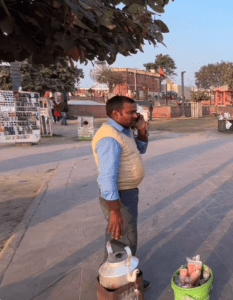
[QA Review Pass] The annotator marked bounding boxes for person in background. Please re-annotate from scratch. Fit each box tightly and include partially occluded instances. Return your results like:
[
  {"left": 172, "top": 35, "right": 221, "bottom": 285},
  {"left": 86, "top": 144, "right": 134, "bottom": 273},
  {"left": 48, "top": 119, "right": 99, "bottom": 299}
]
[
  {"left": 58, "top": 100, "right": 68, "bottom": 126},
  {"left": 50, "top": 97, "right": 56, "bottom": 123},
  {"left": 92, "top": 96, "right": 151, "bottom": 291},
  {"left": 51, "top": 98, "right": 61, "bottom": 123},
  {"left": 149, "top": 100, "right": 153, "bottom": 121}
]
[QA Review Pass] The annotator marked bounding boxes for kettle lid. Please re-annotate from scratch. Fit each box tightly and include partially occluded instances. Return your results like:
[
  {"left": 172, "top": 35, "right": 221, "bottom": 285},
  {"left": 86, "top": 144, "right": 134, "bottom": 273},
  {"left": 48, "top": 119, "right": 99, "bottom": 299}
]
[{"left": 107, "top": 251, "right": 128, "bottom": 264}]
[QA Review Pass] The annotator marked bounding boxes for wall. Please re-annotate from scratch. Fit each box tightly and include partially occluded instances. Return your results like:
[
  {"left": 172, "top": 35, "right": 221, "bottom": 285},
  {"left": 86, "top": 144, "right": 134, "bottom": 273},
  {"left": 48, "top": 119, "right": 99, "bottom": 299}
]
[
  {"left": 210, "top": 106, "right": 217, "bottom": 114},
  {"left": 141, "top": 106, "right": 171, "bottom": 118},
  {"left": 153, "top": 106, "right": 171, "bottom": 118},
  {"left": 159, "top": 99, "right": 179, "bottom": 106},
  {"left": 201, "top": 100, "right": 215, "bottom": 106},
  {"left": 217, "top": 106, "right": 233, "bottom": 116},
  {"left": 171, "top": 106, "right": 191, "bottom": 118},
  {"left": 202, "top": 106, "right": 210, "bottom": 116},
  {"left": 141, "top": 104, "right": 194, "bottom": 118},
  {"left": 68, "top": 105, "right": 107, "bottom": 118},
  {"left": 69, "top": 96, "right": 105, "bottom": 103}
]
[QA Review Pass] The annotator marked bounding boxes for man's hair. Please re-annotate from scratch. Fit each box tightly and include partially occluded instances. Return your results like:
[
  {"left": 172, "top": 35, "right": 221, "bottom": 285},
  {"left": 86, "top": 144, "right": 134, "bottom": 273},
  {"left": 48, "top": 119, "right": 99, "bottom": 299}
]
[{"left": 106, "top": 96, "right": 135, "bottom": 117}]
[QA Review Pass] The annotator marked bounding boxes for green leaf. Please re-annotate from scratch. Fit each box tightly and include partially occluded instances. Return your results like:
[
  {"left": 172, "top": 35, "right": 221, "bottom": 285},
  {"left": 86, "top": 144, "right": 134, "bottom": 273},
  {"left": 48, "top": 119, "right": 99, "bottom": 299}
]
[
  {"left": 148, "top": 1, "right": 165, "bottom": 13},
  {"left": 100, "top": 16, "right": 116, "bottom": 30},
  {"left": 79, "top": 0, "right": 94, "bottom": 10},
  {"left": 104, "top": 11, "right": 114, "bottom": 18},
  {"left": 0, "top": 16, "right": 14, "bottom": 34},
  {"left": 73, "top": 14, "right": 93, "bottom": 31},
  {"left": 154, "top": 32, "right": 163, "bottom": 42},
  {"left": 155, "top": 0, "right": 164, "bottom": 5},
  {"left": 128, "top": 4, "right": 145, "bottom": 14},
  {"left": 149, "top": 23, "right": 161, "bottom": 34},
  {"left": 54, "top": 32, "right": 75, "bottom": 52},
  {"left": 122, "top": 0, "right": 132, "bottom": 5},
  {"left": 111, "top": 0, "right": 122, "bottom": 4},
  {"left": 155, "top": 20, "right": 169, "bottom": 33}
]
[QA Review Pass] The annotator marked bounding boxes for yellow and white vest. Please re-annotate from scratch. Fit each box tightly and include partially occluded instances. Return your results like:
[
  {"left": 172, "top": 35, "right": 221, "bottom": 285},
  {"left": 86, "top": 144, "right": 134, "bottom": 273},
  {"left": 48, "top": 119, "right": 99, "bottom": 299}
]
[{"left": 92, "top": 123, "right": 145, "bottom": 190}]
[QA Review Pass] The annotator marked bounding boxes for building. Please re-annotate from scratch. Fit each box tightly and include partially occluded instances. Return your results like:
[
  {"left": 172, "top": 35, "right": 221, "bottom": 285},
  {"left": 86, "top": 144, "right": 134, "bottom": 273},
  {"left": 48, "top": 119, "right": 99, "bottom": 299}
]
[
  {"left": 111, "top": 68, "right": 163, "bottom": 100},
  {"left": 161, "top": 78, "right": 192, "bottom": 100},
  {"left": 76, "top": 84, "right": 109, "bottom": 98},
  {"left": 214, "top": 85, "right": 233, "bottom": 106}
]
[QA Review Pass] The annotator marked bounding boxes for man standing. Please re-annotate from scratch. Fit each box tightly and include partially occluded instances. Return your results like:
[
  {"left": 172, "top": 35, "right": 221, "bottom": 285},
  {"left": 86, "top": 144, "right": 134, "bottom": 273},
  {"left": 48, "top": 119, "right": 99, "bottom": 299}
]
[
  {"left": 149, "top": 100, "right": 153, "bottom": 121},
  {"left": 58, "top": 100, "right": 68, "bottom": 125},
  {"left": 92, "top": 96, "right": 151, "bottom": 290}
]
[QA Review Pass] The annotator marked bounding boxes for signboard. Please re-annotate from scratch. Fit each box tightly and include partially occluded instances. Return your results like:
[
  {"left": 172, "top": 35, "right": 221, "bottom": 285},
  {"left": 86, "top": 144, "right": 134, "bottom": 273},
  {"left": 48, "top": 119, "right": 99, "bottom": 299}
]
[
  {"left": 10, "top": 62, "right": 22, "bottom": 91},
  {"left": 39, "top": 97, "right": 53, "bottom": 136},
  {"left": 0, "top": 90, "right": 41, "bottom": 144},
  {"left": 77, "top": 116, "right": 94, "bottom": 140}
]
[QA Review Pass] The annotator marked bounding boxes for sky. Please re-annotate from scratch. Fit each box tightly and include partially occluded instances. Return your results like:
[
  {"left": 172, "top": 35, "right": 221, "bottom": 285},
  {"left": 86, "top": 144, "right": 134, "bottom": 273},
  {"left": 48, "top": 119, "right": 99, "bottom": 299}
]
[{"left": 78, "top": 0, "right": 233, "bottom": 88}]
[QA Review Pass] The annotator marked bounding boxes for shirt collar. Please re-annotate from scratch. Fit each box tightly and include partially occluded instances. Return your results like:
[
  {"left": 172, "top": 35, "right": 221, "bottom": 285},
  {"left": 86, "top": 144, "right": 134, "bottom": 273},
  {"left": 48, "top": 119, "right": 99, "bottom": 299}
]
[{"left": 107, "top": 118, "right": 125, "bottom": 132}]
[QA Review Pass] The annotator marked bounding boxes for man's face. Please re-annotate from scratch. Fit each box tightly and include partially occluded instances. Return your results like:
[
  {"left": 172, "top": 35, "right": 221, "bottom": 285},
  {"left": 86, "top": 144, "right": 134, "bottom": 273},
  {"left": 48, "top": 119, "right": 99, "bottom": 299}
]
[{"left": 113, "top": 102, "right": 138, "bottom": 128}]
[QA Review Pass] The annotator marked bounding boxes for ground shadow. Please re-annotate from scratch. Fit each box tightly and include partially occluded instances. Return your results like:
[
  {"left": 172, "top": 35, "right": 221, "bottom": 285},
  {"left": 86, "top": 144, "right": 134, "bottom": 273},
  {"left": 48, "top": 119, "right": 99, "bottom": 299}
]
[{"left": 0, "top": 145, "right": 92, "bottom": 173}]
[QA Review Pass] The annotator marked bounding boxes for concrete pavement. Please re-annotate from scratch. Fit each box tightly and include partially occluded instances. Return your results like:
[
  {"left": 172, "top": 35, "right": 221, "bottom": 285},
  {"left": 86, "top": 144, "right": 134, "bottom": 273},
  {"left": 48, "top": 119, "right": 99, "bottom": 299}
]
[{"left": 1, "top": 122, "right": 233, "bottom": 299}]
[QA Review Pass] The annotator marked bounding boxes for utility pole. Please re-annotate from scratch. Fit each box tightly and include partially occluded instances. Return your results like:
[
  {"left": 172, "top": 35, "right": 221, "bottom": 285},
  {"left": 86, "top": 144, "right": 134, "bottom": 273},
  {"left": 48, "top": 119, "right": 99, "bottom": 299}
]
[
  {"left": 134, "top": 69, "right": 137, "bottom": 90},
  {"left": 181, "top": 71, "right": 186, "bottom": 117},
  {"left": 134, "top": 68, "right": 137, "bottom": 100},
  {"left": 157, "top": 77, "right": 161, "bottom": 102}
]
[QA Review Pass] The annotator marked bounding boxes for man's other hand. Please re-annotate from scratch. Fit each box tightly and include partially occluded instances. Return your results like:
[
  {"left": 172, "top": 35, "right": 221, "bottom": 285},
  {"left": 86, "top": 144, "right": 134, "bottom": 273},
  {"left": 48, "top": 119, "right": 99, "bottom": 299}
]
[
  {"left": 108, "top": 209, "right": 124, "bottom": 240},
  {"left": 105, "top": 199, "right": 124, "bottom": 240}
]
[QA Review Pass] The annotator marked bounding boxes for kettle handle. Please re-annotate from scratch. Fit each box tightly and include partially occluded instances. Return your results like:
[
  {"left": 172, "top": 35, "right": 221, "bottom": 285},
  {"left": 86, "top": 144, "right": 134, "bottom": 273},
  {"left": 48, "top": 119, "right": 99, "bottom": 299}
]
[
  {"left": 110, "top": 239, "right": 128, "bottom": 249},
  {"left": 109, "top": 240, "right": 132, "bottom": 267}
]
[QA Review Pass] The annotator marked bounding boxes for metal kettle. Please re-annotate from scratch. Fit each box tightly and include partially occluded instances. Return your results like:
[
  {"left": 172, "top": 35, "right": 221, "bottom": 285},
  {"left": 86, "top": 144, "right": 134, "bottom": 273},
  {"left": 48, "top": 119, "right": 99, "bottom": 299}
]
[{"left": 99, "top": 240, "right": 140, "bottom": 290}]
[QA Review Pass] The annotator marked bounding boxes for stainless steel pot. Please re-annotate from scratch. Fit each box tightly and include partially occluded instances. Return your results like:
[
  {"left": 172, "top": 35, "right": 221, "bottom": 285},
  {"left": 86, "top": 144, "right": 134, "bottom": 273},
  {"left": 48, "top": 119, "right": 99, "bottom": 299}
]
[{"left": 99, "top": 240, "right": 139, "bottom": 290}]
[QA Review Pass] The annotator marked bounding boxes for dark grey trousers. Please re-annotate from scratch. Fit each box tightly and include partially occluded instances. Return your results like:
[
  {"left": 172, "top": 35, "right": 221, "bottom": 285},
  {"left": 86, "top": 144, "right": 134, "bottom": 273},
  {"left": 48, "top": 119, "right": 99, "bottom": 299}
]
[{"left": 99, "top": 188, "right": 139, "bottom": 263}]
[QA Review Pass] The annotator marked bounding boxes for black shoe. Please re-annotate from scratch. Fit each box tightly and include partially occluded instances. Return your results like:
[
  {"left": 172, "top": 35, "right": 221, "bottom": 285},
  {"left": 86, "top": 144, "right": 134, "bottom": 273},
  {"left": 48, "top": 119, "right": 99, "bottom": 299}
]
[{"left": 143, "top": 280, "right": 151, "bottom": 291}]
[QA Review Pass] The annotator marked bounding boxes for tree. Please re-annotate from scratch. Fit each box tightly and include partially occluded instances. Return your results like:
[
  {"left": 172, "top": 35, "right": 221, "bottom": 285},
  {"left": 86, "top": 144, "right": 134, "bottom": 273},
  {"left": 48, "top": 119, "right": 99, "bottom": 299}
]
[
  {"left": 144, "top": 54, "right": 177, "bottom": 78},
  {"left": 0, "top": 60, "right": 84, "bottom": 94},
  {"left": 0, "top": 64, "right": 12, "bottom": 90},
  {"left": 91, "top": 63, "right": 125, "bottom": 93},
  {"left": 0, "top": 0, "right": 174, "bottom": 66},
  {"left": 223, "top": 64, "right": 233, "bottom": 92},
  {"left": 195, "top": 61, "right": 232, "bottom": 90},
  {"left": 190, "top": 90, "right": 210, "bottom": 102}
]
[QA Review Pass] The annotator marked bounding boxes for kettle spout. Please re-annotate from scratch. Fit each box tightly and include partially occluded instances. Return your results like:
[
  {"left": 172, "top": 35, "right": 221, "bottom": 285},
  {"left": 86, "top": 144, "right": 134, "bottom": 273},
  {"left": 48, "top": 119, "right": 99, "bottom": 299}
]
[{"left": 127, "top": 269, "right": 140, "bottom": 283}]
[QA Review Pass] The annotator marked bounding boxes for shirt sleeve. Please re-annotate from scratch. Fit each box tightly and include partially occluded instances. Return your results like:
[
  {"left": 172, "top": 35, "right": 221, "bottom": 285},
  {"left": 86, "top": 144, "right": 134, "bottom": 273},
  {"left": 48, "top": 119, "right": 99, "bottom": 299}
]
[
  {"left": 95, "top": 137, "right": 121, "bottom": 201},
  {"left": 134, "top": 137, "right": 148, "bottom": 154}
]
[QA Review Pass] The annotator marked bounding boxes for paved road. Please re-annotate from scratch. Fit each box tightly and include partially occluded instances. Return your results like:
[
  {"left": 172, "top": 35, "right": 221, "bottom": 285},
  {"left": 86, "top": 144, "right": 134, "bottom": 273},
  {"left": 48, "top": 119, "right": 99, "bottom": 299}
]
[{"left": 1, "top": 122, "right": 233, "bottom": 299}]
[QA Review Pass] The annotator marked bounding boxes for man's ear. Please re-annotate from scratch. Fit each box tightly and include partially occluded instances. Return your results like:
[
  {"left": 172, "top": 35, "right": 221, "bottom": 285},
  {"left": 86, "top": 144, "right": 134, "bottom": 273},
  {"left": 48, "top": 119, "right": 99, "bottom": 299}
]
[{"left": 112, "top": 110, "right": 119, "bottom": 119}]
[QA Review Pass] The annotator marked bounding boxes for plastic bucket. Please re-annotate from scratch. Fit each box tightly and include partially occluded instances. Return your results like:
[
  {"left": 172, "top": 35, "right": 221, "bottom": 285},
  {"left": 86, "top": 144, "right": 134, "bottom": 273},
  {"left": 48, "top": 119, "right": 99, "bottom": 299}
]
[{"left": 171, "top": 264, "right": 213, "bottom": 300}]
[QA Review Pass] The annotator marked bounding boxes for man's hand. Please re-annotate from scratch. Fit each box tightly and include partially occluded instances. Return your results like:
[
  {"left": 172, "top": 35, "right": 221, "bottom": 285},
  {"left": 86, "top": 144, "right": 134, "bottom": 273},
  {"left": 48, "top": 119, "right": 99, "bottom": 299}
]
[
  {"left": 108, "top": 209, "right": 124, "bottom": 240},
  {"left": 105, "top": 200, "right": 124, "bottom": 240},
  {"left": 135, "top": 114, "right": 148, "bottom": 142},
  {"left": 134, "top": 114, "right": 147, "bottom": 131}
]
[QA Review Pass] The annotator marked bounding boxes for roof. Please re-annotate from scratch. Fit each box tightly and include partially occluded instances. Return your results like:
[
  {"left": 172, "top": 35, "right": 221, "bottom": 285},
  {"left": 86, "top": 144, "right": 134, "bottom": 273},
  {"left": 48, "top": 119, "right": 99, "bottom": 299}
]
[
  {"left": 91, "top": 83, "right": 109, "bottom": 90},
  {"left": 111, "top": 67, "right": 161, "bottom": 78},
  {"left": 68, "top": 100, "right": 105, "bottom": 106},
  {"left": 214, "top": 85, "right": 232, "bottom": 92}
]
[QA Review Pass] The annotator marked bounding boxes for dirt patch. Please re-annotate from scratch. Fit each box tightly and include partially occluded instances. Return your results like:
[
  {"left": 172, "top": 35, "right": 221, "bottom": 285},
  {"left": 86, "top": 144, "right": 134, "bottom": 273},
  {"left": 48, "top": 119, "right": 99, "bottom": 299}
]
[
  {"left": 148, "top": 116, "right": 218, "bottom": 132},
  {"left": 92, "top": 117, "right": 218, "bottom": 133},
  {"left": 0, "top": 171, "right": 54, "bottom": 253}
]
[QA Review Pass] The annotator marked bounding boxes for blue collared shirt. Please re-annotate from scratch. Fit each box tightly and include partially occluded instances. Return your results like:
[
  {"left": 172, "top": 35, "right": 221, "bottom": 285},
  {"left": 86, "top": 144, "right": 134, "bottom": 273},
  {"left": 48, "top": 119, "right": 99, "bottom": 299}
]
[{"left": 95, "top": 118, "right": 148, "bottom": 201}]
